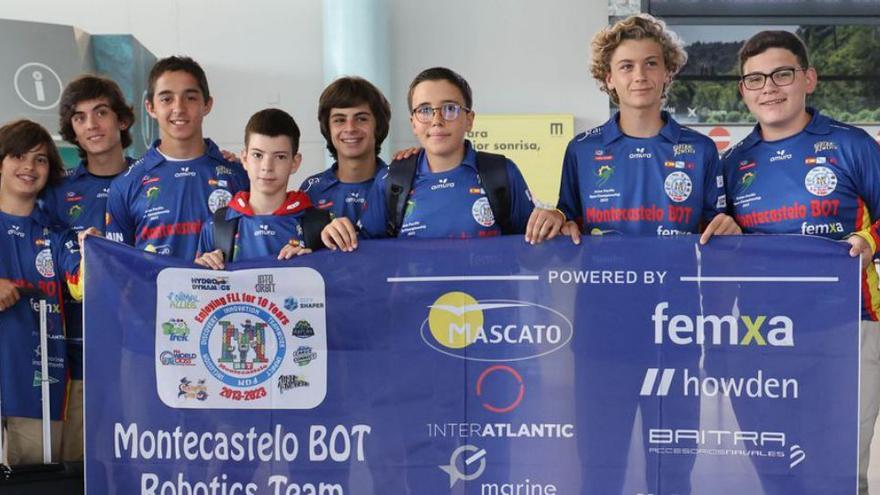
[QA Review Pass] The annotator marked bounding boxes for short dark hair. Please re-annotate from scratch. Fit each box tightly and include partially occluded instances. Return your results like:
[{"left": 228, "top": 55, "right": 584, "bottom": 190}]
[
  {"left": 59, "top": 74, "right": 135, "bottom": 159},
  {"left": 147, "top": 56, "right": 210, "bottom": 103},
  {"left": 407, "top": 67, "right": 473, "bottom": 111},
  {"left": 738, "top": 31, "right": 810, "bottom": 75},
  {"left": 0, "top": 120, "right": 64, "bottom": 187},
  {"left": 244, "top": 108, "right": 301, "bottom": 154},
  {"left": 318, "top": 77, "right": 391, "bottom": 159}
]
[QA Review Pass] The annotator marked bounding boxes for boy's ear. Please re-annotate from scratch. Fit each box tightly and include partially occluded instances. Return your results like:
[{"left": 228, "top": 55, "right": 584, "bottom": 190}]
[
  {"left": 239, "top": 148, "right": 248, "bottom": 164},
  {"left": 203, "top": 96, "right": 214, "bottom": 116},
  {"left": 144, "top": 98, "right": 156, "bottom": 119},
  {"left": 291, "top": 153, "right": 302, "bottom": 175}
]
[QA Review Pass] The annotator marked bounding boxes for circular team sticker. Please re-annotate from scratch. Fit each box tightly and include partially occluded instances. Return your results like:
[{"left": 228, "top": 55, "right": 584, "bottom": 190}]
[
  {"left": 35, "top": 248, "right": 55, "bottom": 278},
  {"left": 471, "top": 197, "right": 496, "bottom": 227},
  {"left": 208, "top": 189, "right": 233, "bottom": 213},
  {"left": 199, "top": 304, "right": 286, "bottom": 388},
  {"left": 804, "top": 166, "right": 838, "bottom": 197},
  {"left": 664, "top": 171, "right": 692, "bottom": 203}
]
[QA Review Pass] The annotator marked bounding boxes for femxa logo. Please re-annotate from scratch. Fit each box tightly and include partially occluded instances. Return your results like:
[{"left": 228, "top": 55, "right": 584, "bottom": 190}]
[
  {"left": 421, "top": 291, "right": 572, "bottom": 361},
  {"left": 652, "top": 302, "right": 793, "bottom": 346}
]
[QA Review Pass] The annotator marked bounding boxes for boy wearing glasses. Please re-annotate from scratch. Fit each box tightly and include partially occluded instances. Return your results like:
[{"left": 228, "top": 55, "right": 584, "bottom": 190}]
[
  {"left": 322, "top": 67, "right": 537, "bottom": 248},
  {"left": 299, "top": 77, "right": 391, "bottom": 225},
  {"left": 722, "top": 30, "right": 880, "bottom": 493}
]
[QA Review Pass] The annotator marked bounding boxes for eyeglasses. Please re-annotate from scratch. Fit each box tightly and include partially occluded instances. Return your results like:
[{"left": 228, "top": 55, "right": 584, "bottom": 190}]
[
  {"left": 740, "top": 67, "right": 807, "bottom": 91},
  {"left": 411, "top": 103, "right": 471, "bottom": 123}
]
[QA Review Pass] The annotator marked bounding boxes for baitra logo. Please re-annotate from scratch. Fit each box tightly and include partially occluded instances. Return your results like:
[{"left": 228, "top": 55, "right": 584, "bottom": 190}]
[{"left": 421, "top": 291, "right": 572, "bottom": 361}]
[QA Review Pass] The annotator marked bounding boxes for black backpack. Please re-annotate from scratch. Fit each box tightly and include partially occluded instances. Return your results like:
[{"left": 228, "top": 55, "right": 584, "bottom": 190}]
[
  {"left": 384, "top": 151, "right": 513, "bottom": 237},
  {"left": 212, "top": 207, "right": 331, "bottom": 262}
]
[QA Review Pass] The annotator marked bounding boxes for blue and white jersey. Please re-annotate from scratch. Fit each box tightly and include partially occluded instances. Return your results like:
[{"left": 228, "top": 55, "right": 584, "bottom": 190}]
[
  {"left": 358, "top": 141, "right": 534, "bottom": 239},
  {"left": 105, "top": 139, "right": 248, "bottom": 260},
  {"left": 41, "top": 158, "right": 133, "bottom": 233},
  {"left": 556, "top": 112, "right": 725, "bottom": 236},
  {"left": 0, "top": 208, "right": 80, "bottom": 419},
  {"left": 722, "top": 108, "right": 880, "bottom": 320},
  {"left": 299, "top": 160, "right": 387, "bottom": 223},
  {"left": 40, "top": 158, "right": 131, "bottom": 380},
  {"left": 197, "top": 191, "right": 314, "bottom": 262}
]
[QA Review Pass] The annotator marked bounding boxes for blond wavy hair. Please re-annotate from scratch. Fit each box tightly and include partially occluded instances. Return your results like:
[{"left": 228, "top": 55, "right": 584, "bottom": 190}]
[{"left": 590, "top": 14, "right": 688, "bottom": 105}]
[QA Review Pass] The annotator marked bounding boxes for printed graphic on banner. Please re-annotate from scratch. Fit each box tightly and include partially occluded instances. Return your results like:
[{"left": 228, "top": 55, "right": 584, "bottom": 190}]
[
  {"left": 155, "top": 267, "right": 327, "bottom": 409},
  {"left": 85, "top": 235, "right": 859, "bottom": 494}
]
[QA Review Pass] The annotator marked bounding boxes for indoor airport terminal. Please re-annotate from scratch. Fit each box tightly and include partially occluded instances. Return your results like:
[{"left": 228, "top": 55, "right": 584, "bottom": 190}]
[{"left": 0, "top": 0, "right": 879, "bottom": 493}]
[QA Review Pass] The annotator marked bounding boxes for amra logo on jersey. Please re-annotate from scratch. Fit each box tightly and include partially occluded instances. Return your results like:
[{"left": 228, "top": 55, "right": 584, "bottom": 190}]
[{"left": 421, "top": 291, "right": 573, "bottom": 361}]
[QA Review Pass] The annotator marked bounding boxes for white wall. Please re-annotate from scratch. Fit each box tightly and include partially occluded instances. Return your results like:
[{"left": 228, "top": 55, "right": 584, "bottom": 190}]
[{"left": 0, "top": 0, "right": 609, "bottom": 182}]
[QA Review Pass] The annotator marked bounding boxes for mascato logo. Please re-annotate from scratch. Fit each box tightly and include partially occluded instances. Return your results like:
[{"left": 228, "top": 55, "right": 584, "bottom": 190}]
[{"left": 420, "top": 291, "right": 573, "bottom": 361}]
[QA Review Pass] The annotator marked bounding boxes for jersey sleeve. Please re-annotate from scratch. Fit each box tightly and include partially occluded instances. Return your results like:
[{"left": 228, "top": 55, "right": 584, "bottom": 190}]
[
  {"left": 39, "top": 188, "right": 64, "bottom": 229},
  {"left": 702, "top": 146, "right": 727, "bottom": 222},
  {"left": 556, "top": 141, "right": 583, "bottom": 228},
  {"left": 104, "top": 178, "right": 135, "bottom": 246},
  {"left": 505, "top": 159, "right": 535, "bottom": 234},
  {"left": 357, "top": 171, "right": 389, "bottom": 239},
  {"left": 850, "top": 134, "right": 880, "bottom": 253},
  {"left": 53, "top": 229, "right": 83, "bottom": 301},
  {"left": 230, "top": 164, "right": 251, "bottom": 195},
  {"left": 197, "top": 221, "right": 216, "bottom": 258}
]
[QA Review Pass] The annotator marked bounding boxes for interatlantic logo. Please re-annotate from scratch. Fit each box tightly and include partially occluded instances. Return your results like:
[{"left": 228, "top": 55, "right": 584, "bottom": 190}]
[{"left": 421, "top": 291, "right": 573, "bottom": 361}]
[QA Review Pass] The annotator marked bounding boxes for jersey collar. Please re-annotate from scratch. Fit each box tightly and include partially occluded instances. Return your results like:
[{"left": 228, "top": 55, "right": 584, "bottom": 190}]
[
  {"left": 602, "top": 111, "right": 681, "bottom": 146},
  {"left": 68, "top": 156, "right": 134, "bottom": 182},
  {"left": 227, "top": 191, "right": 312, "bottom": 217},
  {"left": 141, "top": 139, "right": 227, "bottom": 171},
  {"left": 417, "top": 140, "right": 478, "bottom": 174},
  {"left": 739, "top": 107, "right": 827, "bottom": 152}
]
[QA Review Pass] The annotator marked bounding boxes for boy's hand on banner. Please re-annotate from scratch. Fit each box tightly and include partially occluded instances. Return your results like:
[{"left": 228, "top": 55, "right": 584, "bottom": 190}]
[
  {"left": 278, "top": 242, "right": 312, "bottom": 260},
  {"left": 0, "top": 278, "right": 20, "bottom": 311},
  {"left": 699, "top": 213, "right": 741, "bottom": 245},
  {"left": 321, "top": 218, "right": 359, "bottom": 252},
  {"left": 847, "top": 234, "right": 873, "bottom": 270},
  {"left": 525, "top": 208, "right": 566, "bottom": 244},
  {"left": 195, "top": 249, "right": 226, "bottom": 270}
]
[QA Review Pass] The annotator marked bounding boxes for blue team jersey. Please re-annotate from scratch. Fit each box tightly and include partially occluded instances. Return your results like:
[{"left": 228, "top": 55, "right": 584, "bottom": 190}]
[
  {"left": 299, "top": 160, "right": 387, "bottom": 223},
  {"left": 358, "top": 141, "right": 534, "bottom": 239},
  {"left": 105, "top": 139, "right": 248, "bottom": 260},
  {"left": 723, "top": 108, "right": 880, "bottom": 320},
  {"left": 0, "top": 208, "right": 80, "bottom": 419},
  {"left": 197, "top": 191, "right": 314, "bottom": 262},
  {"left": 556, "top": 112, "right": 726, "bottom": 236},
  {"left": 40, "top": 158, "right": 132, "bottom": 380}
]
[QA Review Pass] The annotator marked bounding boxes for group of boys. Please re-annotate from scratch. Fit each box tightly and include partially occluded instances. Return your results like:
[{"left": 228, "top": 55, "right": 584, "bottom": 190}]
[{"left": 0, "top": 13, "right": 877, "bottom": 494}]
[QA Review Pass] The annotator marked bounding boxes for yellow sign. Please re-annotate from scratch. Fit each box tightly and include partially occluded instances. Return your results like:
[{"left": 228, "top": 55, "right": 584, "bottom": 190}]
[{"left": 468, "top": 114, "right": 574, "bottom": 204}]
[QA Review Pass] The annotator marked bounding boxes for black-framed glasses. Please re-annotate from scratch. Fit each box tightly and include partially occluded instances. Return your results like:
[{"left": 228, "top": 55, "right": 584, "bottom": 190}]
[
  {"left": 740, "top": 67, "right": 807, "bottom": 90},
  {"left": 411, "top": 102, "right": 471, "bottom": 123}
]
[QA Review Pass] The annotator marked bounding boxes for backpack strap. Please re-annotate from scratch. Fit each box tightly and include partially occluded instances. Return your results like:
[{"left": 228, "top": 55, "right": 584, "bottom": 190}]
[
  {"left": 475, "top": 151, "right": 513, "bottom": 234},
  {"left": 212, "top": 207, "right": 239, "bottom": 262},
  {"left": 300, "top": 207, "right": 332, "bottom": 250},
  {"left": 385, "top": 155, "right": 419, "bottom": 237}
]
